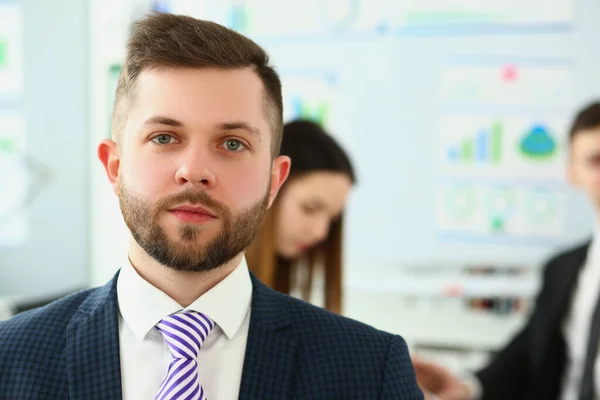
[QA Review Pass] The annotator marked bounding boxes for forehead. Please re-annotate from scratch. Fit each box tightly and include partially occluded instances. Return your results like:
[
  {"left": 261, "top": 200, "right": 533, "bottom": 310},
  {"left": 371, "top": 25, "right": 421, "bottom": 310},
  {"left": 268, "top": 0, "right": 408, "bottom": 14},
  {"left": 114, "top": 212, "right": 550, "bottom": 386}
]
[
  {"left": 289, "top": 172, "right": 352, "bottom": 205},
  {"left": 572, "top": 127, "right": 600, "bottom": 155},
  {"left": 127, "top": 67, "right": 270, "bottom": 132}
]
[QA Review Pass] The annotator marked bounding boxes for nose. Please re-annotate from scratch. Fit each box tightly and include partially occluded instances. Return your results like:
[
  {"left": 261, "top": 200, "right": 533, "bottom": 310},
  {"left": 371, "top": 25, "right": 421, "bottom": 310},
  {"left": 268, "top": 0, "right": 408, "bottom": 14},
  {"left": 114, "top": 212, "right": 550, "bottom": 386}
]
[
  {"left": 174, "top": 151, "right": 217, "bottom": 189},
  {"left": 309, "top": 216, "right": 330, "bottom": 244}
]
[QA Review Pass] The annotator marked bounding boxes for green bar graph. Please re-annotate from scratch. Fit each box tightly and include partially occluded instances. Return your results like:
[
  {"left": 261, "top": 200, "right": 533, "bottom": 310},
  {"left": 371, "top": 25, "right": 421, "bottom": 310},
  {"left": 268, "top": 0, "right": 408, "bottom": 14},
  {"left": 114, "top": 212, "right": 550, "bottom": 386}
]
[
  {"left": 296, "top": 99, "right": 329, "bottom": 126},
  {"left": 0, "top": 39, "right": 7, "bottom": 67},
  {"left": 448, "top": 120, "right": 504, "bottom": 165},
  {"left": 491, "top": 121, "right": 503, "bottom": 164},
  {"left": 0, "top": 137, "right": 16, "bottom": 154},
  {"left": 461, "top": 139, "right": 473, "bottom": 162}
]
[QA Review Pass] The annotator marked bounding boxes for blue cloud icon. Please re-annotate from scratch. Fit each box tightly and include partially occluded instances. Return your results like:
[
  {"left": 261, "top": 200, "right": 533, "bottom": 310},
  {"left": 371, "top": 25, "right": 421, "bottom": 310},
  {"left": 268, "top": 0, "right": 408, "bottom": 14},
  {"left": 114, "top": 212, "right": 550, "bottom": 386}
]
[{"left": 519, "top": 124, "right": 557, "bottom": 159}]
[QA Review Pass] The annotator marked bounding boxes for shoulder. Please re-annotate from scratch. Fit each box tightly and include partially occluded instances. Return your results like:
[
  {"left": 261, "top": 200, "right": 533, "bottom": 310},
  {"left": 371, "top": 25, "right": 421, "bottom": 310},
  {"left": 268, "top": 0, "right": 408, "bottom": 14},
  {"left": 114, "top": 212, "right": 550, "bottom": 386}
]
[
  {"left": 0, "top": 288, "right": 97, "bottom": 365},
  {"left": 282, "top": 295, "right": 420, "bottom": 397},
  {"left": 251, "top": 275, "right": 408, "bottom": 360},
  {"left": 287, "top": 295, "right": 395, "bottom": 345},
  {"left": 543, "top": 240, "right": 590, "bottom": 277},
  {"left": 285, "top": 295, "right": 409, "bottom": 365}
]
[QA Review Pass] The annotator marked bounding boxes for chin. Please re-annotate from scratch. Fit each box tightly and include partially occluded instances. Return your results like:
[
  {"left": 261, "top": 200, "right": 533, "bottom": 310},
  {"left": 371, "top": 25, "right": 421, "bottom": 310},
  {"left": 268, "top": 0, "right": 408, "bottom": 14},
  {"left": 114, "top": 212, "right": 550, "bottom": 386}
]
[{"left": 277, "top": 247, "right": 301, "bottom": 261}]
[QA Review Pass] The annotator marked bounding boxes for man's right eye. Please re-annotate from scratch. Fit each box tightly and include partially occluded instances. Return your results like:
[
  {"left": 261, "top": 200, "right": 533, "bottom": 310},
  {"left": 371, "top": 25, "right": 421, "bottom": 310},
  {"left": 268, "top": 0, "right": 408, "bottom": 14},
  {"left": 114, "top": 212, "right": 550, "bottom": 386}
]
[
  {"left": 301, "top": 204, "right": 318, "bottom": 214},
  {"left": 152, "top": 134, "right": 174, "bottom": 145}
]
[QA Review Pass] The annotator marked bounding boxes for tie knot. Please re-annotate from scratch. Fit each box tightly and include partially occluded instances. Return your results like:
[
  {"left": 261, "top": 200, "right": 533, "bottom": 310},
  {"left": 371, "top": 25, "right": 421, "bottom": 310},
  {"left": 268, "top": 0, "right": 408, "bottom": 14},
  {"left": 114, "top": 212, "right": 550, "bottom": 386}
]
[{"left": 156, "top": 311, "right": 215, "bottom": 360}]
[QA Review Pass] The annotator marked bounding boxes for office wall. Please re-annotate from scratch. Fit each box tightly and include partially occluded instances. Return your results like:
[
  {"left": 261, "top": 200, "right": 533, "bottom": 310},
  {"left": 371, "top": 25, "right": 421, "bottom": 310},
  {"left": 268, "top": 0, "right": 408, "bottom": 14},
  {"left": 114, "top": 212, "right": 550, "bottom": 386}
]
[{"left": 0, "top": 0, "right": 88, "bottom": 297}]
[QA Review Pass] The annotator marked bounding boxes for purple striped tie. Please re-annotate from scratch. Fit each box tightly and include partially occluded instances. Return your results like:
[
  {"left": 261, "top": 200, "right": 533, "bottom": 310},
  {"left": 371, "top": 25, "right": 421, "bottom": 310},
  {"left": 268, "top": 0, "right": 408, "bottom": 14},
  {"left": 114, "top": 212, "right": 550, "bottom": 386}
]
[{"left": 155, "top": 311, "right": 215, "bottom": 400}]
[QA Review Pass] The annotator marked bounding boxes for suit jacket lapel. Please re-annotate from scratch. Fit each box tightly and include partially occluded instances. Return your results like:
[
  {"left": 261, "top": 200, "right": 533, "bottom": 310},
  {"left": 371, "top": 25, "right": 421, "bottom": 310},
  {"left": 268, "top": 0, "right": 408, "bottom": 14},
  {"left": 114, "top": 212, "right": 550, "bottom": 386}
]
[
  {"left": 549, "top": 241, "right": 591, "bottom": 325},
  {"left": 537, "top": 241, "right": 591, "bottom": 399},
  {"left": 238, "top": 274, "right": 298, "bottom": 400},
  {"left": 66, "top": 273, "right": 123, "bottom": 400}
]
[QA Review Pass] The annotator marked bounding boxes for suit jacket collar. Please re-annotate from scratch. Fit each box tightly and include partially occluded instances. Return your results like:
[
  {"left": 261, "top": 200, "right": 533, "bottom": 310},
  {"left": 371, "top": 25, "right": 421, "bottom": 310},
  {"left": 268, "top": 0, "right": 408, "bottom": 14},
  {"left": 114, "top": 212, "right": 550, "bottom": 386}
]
[
  {"left": 238, "top": 273, "right": 298, "bottom": 400},
  {"left": 63, "top": 269, "right": 298, "bottom": 400},
  {"left": 536, "top": 240, "right": 592, "bottom": 400},
  {"left": 66, "top": 271, "right": 122, "bottom": 400},
  {"left": 553, "top": 240, "right": 592, "bottom": 323}
]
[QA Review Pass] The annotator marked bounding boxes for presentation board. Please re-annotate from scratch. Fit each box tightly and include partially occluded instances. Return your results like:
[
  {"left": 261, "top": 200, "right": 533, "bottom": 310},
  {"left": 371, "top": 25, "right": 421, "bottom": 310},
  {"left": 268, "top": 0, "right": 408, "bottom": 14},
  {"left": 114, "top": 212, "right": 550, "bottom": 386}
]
[{"left": 88, "top": 0, "right": 599, "bottom": 287}]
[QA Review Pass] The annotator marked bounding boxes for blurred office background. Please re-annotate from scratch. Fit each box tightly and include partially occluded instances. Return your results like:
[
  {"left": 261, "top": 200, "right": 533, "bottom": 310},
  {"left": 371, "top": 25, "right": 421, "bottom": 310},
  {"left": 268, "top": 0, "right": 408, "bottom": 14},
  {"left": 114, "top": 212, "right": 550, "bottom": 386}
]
[{"left": 1, "top": 0, "right": 599, "bottom": 372}]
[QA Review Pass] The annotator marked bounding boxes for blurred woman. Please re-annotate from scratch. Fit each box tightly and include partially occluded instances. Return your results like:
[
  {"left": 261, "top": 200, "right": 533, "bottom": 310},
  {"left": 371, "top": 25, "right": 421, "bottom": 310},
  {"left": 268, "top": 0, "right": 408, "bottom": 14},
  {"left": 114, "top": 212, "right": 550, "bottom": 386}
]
[{"left": 246, "top": 120, "right": 356, "bottom": 313}]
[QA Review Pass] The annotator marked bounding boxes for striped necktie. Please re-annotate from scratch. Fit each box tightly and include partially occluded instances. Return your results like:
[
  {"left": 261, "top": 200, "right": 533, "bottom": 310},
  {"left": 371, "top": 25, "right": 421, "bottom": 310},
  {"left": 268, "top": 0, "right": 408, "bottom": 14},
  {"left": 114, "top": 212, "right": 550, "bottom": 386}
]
[{"left": 155, "top": 311, "right": 215, "bottom": 400}]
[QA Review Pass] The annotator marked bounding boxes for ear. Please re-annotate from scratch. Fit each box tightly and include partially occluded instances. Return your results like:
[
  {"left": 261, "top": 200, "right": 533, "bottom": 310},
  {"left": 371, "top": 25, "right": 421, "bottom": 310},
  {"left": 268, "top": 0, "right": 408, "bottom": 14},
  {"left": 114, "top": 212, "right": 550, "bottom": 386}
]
[
  {"left": 268, "top": 155, "right": 291, "bottom": 208},
  {"left": 97, "top": 139, "right": 120, "bottom": 194}
]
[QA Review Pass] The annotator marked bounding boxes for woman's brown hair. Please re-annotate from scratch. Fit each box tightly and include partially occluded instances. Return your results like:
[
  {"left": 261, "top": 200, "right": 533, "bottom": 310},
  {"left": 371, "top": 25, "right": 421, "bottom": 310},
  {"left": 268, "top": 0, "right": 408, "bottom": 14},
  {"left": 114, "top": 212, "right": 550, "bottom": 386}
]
[{"left": 246, "top": 120, "right": 355, "bottom": 314}]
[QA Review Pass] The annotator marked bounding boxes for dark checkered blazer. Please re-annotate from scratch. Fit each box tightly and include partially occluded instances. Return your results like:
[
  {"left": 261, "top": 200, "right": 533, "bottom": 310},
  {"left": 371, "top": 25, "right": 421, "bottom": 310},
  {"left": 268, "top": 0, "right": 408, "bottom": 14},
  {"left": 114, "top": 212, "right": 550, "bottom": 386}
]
[{"left": 0, "top": 271, "right": 423, "bottom": 399}]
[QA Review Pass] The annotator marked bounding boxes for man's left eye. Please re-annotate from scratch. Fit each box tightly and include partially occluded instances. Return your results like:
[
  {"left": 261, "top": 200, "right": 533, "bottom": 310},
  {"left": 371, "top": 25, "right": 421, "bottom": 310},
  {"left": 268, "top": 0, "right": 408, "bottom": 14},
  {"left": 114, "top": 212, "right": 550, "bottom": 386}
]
[{"left": 223, "top": 139, "right": 246, "bottom": 151}]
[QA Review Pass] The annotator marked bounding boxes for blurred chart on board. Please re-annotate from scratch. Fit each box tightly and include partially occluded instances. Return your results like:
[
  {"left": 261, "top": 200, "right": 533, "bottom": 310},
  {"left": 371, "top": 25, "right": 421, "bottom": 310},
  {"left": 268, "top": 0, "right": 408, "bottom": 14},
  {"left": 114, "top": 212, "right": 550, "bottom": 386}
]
[
  {"left": 391, "top": 0, "right": 574, "bottom": 28},
  {"left": 281, "top": 72, "right": 339, "bottom": 129},
  {"left": 438, "top": 114, "right": 568, "bottom": 180},
  {"left": 441, "top": 62, "right": 574, "bottom": 109},
  {"left": 435, "top": 182, "right": 566, "bottom": 240},
  {"left": 0, "top": 3, "right": 23, "bottom": 99},
  {"left": 151, "top": 0, "right": 388, "bottom": 36}
]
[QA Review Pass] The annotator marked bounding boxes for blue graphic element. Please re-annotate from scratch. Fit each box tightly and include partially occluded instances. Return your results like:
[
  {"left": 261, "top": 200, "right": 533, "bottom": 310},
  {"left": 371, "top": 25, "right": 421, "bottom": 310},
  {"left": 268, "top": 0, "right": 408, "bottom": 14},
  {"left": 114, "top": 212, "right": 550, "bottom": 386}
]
[
  {"left": 476, "top": 128, "right": 487, "bottom": 162},
  {"left": 519, "top": 124, "right": 557, "bottom": 159}
]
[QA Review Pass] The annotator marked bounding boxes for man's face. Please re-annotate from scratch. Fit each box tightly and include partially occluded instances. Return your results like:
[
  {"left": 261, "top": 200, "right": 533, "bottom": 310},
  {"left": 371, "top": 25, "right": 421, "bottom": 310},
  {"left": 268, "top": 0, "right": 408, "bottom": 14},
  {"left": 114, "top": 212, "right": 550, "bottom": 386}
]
[
  {"left": 100, "top": 67, "right": 289, "bottom": 272},
  {"left": 570, "top": 127, "right": 600, "bottom": 208}
]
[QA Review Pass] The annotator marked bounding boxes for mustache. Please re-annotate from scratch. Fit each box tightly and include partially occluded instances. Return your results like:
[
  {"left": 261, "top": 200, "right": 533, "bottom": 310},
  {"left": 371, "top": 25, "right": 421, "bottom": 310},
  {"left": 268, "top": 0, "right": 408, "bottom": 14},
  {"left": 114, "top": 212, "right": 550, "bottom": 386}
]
[{"left": 154, "top": 188, "right": 227, "bottom": 217}]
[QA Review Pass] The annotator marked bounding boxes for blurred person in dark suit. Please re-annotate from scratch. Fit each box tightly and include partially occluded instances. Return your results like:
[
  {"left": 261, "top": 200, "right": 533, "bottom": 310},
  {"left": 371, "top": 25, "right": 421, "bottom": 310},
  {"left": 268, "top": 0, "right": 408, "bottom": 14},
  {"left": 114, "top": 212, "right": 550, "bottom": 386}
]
[{"left": 414, "top": 101, "right": 600, "bottom": 400}]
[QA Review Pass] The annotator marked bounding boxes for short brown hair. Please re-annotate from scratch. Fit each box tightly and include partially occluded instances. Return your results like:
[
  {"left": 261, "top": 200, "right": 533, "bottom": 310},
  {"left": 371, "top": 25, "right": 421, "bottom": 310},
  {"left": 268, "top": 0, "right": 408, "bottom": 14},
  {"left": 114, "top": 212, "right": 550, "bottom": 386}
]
[
  {"left": 111, "top": 13, "right": 284, "bottom": 155},
  {"left": 569, "top": 101, "right": 600, "bottom": 142}
]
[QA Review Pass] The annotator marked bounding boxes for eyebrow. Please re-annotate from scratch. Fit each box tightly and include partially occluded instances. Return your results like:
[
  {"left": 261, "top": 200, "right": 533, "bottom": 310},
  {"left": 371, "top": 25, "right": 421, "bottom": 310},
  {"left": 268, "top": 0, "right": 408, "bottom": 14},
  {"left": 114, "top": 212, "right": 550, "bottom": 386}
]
[
  {"left": 586, "top": 152, "right": 600, "bottom": 162},
  {"left": 142, "top": 117, "right": 261, "bottom": 136},
  {"left": 307, "top": 199, "right": 328, "bottom": 211},
  {"left": 143, "top": 116, "right": 184, "bottom": 127},
  {"left": 218, "top": 122, "right": 261, "bottom": 136}
]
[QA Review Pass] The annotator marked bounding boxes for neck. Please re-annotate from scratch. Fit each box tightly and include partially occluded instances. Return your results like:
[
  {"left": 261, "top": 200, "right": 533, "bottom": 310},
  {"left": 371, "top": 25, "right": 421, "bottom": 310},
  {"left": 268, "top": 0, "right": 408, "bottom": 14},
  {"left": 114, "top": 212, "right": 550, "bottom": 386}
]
[{"left": 127, "top": 236, "right": 243, "bottom": 307}]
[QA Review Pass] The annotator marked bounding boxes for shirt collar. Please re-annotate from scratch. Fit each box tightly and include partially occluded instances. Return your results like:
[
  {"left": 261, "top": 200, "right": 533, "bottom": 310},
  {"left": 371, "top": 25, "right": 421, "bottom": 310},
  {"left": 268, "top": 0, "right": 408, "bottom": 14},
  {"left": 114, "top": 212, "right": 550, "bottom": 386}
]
[{"left": 117, "top": 256, "right": 252, "bottom": 341}]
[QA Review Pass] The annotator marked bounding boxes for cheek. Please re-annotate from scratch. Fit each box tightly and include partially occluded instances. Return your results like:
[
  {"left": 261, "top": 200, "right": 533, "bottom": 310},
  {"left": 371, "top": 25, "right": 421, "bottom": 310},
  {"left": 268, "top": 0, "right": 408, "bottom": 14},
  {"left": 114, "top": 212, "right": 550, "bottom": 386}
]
[
  {"left": 582, "top": 168, "right": 600, "bottom": 184},
  {"left": 591, "top": 173, "right": 600, "bottom": 190},
  {"left": 219, "top": 160, "right": 271, "bottom": 204},
  {"left": 120, "top": 156, "right": 172, "bottom": 198},
  {"left": 278, "top": 203, "right": 308, "bottom": 238}
]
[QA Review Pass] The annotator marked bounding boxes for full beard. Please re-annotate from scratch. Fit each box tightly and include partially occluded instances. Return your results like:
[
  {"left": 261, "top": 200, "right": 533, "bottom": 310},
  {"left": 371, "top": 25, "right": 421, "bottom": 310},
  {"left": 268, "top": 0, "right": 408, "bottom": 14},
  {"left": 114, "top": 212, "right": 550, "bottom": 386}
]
[{"left": 118, "top": 181, "right": 269, "bottom": 272}]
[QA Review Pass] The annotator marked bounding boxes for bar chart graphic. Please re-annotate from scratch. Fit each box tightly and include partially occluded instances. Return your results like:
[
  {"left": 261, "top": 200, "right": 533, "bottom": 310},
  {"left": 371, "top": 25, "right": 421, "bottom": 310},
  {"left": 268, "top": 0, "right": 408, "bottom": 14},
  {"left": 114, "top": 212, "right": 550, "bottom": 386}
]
[
  {"left": 288, "top": 96, "right": 330, "bottom": 126},
  {"left": 282, "top": 73, "right": 338, "bottom": 128},
  {"left": 446, "top": 120, "right": 503, "bottom": 165},
  {"left": 439, "top": 114, "right": 567, "bottom": 180}
]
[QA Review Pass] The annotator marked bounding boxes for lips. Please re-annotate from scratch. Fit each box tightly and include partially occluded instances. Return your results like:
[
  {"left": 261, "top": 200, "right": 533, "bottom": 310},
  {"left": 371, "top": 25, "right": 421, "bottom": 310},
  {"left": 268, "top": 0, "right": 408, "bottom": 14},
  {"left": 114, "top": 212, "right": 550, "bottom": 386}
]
[
  {"left": 168, "top": 204, "right": 217, "bottom": 224},
  {"left": 297, "top": 243, "right": 310, "bottom": 252},
  {"left": 169, "top": 205, "right": 216, "bottom": 217}
]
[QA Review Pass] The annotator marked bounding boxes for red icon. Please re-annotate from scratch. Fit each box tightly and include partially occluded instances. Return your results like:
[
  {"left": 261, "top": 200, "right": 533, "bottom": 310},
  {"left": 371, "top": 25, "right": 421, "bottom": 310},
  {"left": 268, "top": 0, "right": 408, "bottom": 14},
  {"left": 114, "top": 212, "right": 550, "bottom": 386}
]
[{"left": 502, "top": 65, "right": 518, "bottom": 82}]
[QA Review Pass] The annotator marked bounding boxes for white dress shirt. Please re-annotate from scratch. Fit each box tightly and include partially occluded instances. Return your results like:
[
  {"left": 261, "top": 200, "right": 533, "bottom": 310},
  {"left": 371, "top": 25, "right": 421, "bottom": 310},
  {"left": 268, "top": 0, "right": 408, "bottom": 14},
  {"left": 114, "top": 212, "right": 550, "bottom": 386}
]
[
  {"left": 116, "top": 257, "right": 252, "bottom": 400},
  {"left": 560, "top": 234, "right": 600, "bottom": 400}
]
